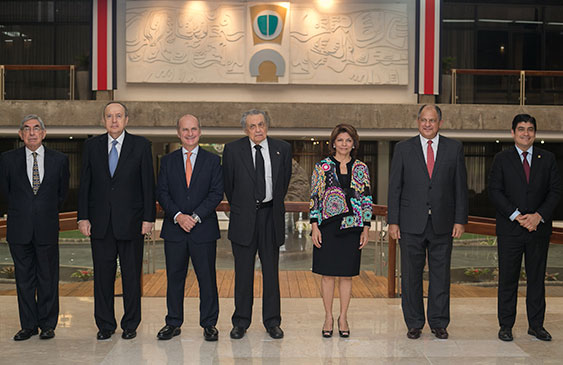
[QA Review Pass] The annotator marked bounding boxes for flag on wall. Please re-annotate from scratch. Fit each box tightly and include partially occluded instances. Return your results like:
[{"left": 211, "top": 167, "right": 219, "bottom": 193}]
[
  {"left": 416, "top": 0, "right": 441, "bottom": 95},
  {"left": 92, "top": 0, "right": 116, "bottom": 91}
]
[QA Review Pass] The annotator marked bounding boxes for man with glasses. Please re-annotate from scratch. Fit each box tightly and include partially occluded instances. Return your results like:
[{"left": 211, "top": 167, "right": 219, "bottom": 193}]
[
  {"left": 0, "top": 115, "right": 69, "bottom": 341},
  {"left": 222, "top": 109, "right": 292, "bottom": 339}
]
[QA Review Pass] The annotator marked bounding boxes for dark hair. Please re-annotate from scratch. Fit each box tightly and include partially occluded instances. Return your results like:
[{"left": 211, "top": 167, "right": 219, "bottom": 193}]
[
  {"left": 328, "top": 123, "right": 359, "bottom": 158},
  {"left": 511, "top": 114, "right": 536, "bottom": 131},
  {"left": 102, "top": 101, "right": 129, "bottom": 119},
  {"left": 240, "top": 109, "right": 270, "bottom": 129},
  {"left": 417, "top": 104, "right": 442, "bottom": 121}
]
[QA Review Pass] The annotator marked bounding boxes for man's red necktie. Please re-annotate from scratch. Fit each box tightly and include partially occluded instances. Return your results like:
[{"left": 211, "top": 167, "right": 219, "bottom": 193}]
[
  {"left": 522, "top": 151, "right": 530, "bottom": 183},
  {"left": 427, "top": 140, "right": 434, "bottom": 178}
]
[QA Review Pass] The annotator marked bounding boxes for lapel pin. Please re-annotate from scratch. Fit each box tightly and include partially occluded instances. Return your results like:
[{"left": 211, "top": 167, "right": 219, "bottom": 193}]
[
  {"left": 538, "top": 155, "right": 541, "bottom": 159},
  {"left": 276, "top": 151, "right": 280, "bottom": 155}
]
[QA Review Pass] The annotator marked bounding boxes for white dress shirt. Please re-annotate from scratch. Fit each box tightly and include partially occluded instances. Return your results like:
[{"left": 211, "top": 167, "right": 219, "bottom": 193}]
[
  {"left": 107, "top": 131, "right": 125, "bottom": 157},
  {"left": 250, "top": 138, "right": 273, "bottom": 202},
  {"left": 419, "top": 133, "right": 440, "bottom": 163},
  {"left": 174, "top": 146, "right": 200, "bottom": 224},
  {"left": 25, "top": 145, "right": 45, "bottom": 186},
  {"left": 509, "top": 145, "right": 535, "bottom": 221}
]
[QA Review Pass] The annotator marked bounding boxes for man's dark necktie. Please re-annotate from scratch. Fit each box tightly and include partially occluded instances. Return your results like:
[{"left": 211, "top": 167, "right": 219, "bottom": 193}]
[
  {"left": 32, "top": 152, "right": 40, "bottom": 195},
  {"left": 522, "top": 151, "right": 530, "bottom": 183},
  {"left": 254, "top": 145, "right": 266, "bottom": 202}
]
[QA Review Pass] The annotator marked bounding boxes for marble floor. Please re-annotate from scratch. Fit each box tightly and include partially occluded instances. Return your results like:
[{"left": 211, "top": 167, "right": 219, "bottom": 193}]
[{"left": 1, "top": 297, "right": 563, "bottom": 364}]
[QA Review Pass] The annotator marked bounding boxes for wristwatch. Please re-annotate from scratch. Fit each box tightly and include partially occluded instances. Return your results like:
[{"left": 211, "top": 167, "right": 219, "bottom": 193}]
[{"left": 191, "top": 213, "right": 201, "bottom": 224}]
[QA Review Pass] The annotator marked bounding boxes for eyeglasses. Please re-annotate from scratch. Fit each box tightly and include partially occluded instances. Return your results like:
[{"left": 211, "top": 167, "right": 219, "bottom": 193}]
[
  {"left": 21, "top": 126, "right": 43, "bottom": 133},
  {"left": 419, "top": 118, "right": 438, "bottom": 124}
]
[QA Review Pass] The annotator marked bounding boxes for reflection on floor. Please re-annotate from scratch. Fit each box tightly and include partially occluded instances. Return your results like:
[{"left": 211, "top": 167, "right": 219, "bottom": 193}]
[
  {"left": 0, "top": 270, "right": 504, "bottom": 298},
  {"left": 1, "top": 296, "right": 562, "bottom": 364}
]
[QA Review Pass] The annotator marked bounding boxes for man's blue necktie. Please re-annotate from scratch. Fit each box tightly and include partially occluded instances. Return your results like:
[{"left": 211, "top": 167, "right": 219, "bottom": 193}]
[{"left": 109, "top": 140, "right": 118, "bottom": 177}]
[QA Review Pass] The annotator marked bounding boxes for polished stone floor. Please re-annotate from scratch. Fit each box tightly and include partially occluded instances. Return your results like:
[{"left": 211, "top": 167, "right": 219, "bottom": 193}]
[{"left": 1, "top": 296, "right": 563, "bottom": 364}]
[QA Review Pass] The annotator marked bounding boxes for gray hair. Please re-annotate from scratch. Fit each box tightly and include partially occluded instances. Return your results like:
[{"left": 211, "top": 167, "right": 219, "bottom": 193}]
[
  {"left": 20, "top": 114, "right": 45, "bottom": 130},
  {"left": 102, "top": 101, "right": 129, "bottom": 119},
  {"left": 176, "top": 114, "right": 201, "bottom": 129},
  {"left": 240, "top": 109, "right": 270, "bottom": 129},
  {"left": 417, "top": 104, "right": 442, "bottom": 121}
]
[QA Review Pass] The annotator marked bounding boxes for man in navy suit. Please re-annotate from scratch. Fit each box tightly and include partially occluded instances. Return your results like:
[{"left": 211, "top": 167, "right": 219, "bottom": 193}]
[
  {"left": 0, "top": 115, "right": 69, "bottom": 341},
  {"left": 78, "top": 102, "right": 155, "bottom": 340},
  {"left": 489, "top": 114, "right": 561, "bottom": 342},
  {"left": 223, "top": 109, "right": 292, "bottom": 339},
  {"left": 156, "top": 114, "right": 223, "bottom": 341},
  {"left": 388, "top": 104, "right": 468, "bottom": 340}
]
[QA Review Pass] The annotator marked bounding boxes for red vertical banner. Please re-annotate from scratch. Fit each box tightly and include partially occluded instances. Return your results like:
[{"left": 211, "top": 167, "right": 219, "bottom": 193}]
[
  {"left": 417, "top": 0, "right": 441, "bottom": 95},
  {"left": 92, "top": 0, "right": 115, "bottom": 91}
]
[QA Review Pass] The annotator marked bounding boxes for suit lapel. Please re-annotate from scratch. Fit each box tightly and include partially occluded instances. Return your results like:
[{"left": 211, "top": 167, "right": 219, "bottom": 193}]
[
  {"left": 410, "top": 137, "right": 429, "bottom": 180},
  {"left": 172, "top": 149, "right": 188, "bottom": 192},
  {"left": 431, "top": 136, "right": 448, "bottom": 179},
  {"left": 509, "top": 147, "right": 528, "bottom": 184},
  {"left": 529, "top": 148, "right": 542, "bottom": 184},
  {"left": 190, "top": 148, "right": 205, "bottom": 189},
  {"left": 241, "top": 137, "right": 256, "bottom": 183},
  {"left": 38, "top": 148, "right": 54, "bottom": 194},
  {"left": 16, "top": 148, "right": 33, "bottom": 194},
  {"left": 99, "top": 134, "right": 111, "bottom": 178},
  {"left": 113, "top": 131, "right": 133, "bottom": 178},
  {"left": 268, "top": 137, "right": 281, "bottom": 192}
]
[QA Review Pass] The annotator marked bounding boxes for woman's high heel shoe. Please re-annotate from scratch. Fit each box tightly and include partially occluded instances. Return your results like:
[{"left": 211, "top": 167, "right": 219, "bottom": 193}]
[
  {"left": 322, "top": 319, "right": 334, "bottom": 338},
  {"left": 338, "top": 316, "right": 350, "bottom": 338}
]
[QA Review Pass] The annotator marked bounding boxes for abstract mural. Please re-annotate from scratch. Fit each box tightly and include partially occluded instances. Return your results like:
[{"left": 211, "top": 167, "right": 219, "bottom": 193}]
[{"left": 125, "top": 1, "right": 408, "bottom": 85}]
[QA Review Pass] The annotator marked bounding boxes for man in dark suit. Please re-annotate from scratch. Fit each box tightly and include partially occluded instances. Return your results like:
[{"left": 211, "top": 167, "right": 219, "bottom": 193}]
[
  {"left": 223, "top": 109, "right": 292, "bottom": 339},
  {"left": 156, "top": 114, "right": 223, "bottom": 341},
  {"left": 0, "top": 115, "right": 69, "bottom": 341},
  {"left": 489, "top": 114, "right": 561, "bottom": 342},
  {"left": 78, "top": 102, "right": 155, "bottom": 340},
  {"left": 388, "top": 104, "right": 468, "bottom": 340}
]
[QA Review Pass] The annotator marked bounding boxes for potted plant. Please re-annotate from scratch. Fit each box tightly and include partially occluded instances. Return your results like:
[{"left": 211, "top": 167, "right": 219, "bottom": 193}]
[
  {"left": 440, "top": 56, "right": 455, "bottom": 103},
  {"left": 75, "top": 53, "right": 91, "bottom": 100}
]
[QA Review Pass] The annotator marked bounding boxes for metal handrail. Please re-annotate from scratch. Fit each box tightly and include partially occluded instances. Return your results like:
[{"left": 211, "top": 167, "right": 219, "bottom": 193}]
[
  {"left": 451, "top": 68, "right": 563, "bottom": 105},
  {"left": 2, "top": 204, "right": 563, "bottom": 298},
  {"left": 0, "top": 64, "right": 76, "bottom": 100}
]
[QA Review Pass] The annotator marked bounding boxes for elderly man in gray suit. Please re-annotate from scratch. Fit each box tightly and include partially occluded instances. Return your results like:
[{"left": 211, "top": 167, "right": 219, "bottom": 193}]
[{"left": 388, "top": 104, "right": 468, "bottom": 340}]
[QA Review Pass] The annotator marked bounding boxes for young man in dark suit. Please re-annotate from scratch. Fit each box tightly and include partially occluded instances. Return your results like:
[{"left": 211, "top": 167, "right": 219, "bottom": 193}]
[
  {"left": 388, "top": 104, "right": 468, "bottom": 340},
  {"left": 489, "top": 114, "right": 561, "bottom": 342},
  {"left": 78, "top": 102, "right": 156, "bottom": 340},
  {"left": 0, "top": 115, "right": 69, "bottom": 341},
  {"left": 222, "top": 109, "right": 292, "bottom": 339},
  {"left": 156, "top": 114, "right": 223, "bottom": 341}
]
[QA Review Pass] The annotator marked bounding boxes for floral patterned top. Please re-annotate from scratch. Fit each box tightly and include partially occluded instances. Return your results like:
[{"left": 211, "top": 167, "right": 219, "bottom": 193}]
[{"left": 309, "top": 156, "right": 373, "bottom": 231}]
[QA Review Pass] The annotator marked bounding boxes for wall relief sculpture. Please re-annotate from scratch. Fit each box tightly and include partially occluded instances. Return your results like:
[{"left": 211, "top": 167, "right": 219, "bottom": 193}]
[{"left": 125, "top": 2, "right": 408, "bottom": 85}]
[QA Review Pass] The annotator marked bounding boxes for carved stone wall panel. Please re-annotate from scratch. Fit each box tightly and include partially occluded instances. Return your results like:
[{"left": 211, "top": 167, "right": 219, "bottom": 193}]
[
  {"left": 126, "top": 1, "right": 247, "bottom": 83},
  {"left": 290, "top": 3, "right": 408, "bottom": 85},
  {"left": 125, "top": 2, "right": 408, "bottom": 85}
]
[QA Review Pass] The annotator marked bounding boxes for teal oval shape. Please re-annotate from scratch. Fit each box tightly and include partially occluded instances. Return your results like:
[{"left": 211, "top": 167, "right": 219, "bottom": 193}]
[{"left": 257, "top": 14, "right": 279, "bottom": 37}]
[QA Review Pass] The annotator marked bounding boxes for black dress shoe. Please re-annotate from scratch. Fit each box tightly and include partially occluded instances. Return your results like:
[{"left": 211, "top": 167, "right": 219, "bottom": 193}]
[
  {"left": 13, "top": 328, "right": 38, "bottom": 341},
  {"left": 266, "top": 326, "right": 284, "bottom": 339},
  {"left": 230, "top": 326, "right": 246, "bottom": 339},
  {"left": 528, "top": 327, "right": 552, "bottom": 341},
  {"left": 122, "top": 329, "right": 137, "bottom": 340},
  {"left": 96, "top": 330, "right": 115, "bottom": 340},
  {"left": 40, "top": 328, "right": 55, "bottom": 340},
  {"left": 431, "top": 328, "right": 449, "bottom": 339},
  {"left": 157, "top": 325, "right": 181, "bottom": 340},
  {"left": 203, "top": 326, "right": 219, "bottom": 341},
  {"left": 406, "top": 328, "right": 422, "bottom": 339},
  {"left": 498, "top": 327, "right": 513, "bottom": 342}
]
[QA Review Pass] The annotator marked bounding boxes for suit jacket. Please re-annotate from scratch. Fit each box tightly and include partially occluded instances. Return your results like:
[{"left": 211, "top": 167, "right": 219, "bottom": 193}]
[
  {"left": 388, "top": 135, "right": 468, "bottom": 235},
  {"left": 0, "top": 146, "right": 69, "bottom": 244},
  {"left": 223, "top": 136, "right": 292, "bottom": 246},
  {"left": 78, "top": 131, "right": 156, "bottom": 240},
  {"left": 488, "top": 146, "right": 561, "bottom": 239},
  {"left": 157, "top": 147, "right": 223, "bottom": 243}
]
